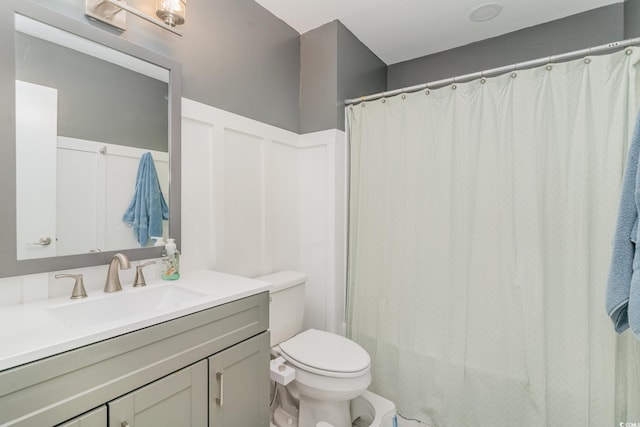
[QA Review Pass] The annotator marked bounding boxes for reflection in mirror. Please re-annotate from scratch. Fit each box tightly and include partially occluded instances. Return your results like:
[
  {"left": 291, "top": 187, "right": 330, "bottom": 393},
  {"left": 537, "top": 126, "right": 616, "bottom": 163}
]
[{"left": 14, "top": 14, "right": 170, "bottom": 260}]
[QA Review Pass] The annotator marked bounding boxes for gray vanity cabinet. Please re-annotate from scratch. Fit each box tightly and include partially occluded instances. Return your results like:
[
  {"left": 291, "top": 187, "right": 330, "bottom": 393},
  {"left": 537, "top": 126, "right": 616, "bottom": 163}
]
[
  {"left": 0, "top": 292, "right": 269, "bottom": 427},
  {"left": 108, "top": 360, "right": 208, "bottom": 427},
  {"left": 209, "top": 332, "right": 270, "bottom": 426},
  {"left": 57, "top": 407, "right": 106, "bottom": 427}
]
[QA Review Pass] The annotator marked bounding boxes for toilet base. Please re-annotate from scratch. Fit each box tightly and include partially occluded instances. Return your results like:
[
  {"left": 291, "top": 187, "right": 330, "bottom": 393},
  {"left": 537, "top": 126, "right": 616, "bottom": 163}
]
[
  {"left": 273, "top": 406, "right": 298, "bottom": 427},
  {"left": 351, "top": 391, "right": 397, "bottom": 427},
  {"left": 299, "top": 395, "right": 351, "bottom": 427},
  {"left": 271, "top": 389, "right": 396, "bottom": 427}
]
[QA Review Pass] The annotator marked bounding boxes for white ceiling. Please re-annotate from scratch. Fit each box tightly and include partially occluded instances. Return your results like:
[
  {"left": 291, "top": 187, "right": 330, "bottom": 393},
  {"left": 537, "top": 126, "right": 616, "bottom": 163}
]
[{"left": 254, "top": 0, "right": 622, "bottom": 65}]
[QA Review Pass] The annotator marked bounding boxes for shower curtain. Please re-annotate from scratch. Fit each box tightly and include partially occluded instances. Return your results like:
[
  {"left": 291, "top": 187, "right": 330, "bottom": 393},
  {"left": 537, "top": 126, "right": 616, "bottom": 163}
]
[{"left": 346, "top": 49, "right": 640, "bottom": 427}]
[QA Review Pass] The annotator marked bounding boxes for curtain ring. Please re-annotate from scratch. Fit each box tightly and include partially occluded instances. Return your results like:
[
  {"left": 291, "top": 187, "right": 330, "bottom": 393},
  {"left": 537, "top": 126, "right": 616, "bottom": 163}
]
[
  {"left": 585, "top": 47, "right": 592, "bottom": 64},
  {"left": 627, "top": 48, "right": 634, "bottom": 55},
  {"left": 381, "top": 98, "right": 386, "bottom": 103}
]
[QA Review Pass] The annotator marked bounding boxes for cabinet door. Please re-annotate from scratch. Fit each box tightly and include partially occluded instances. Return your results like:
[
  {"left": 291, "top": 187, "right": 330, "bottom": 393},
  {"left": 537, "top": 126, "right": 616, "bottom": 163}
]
[
  {"left": 57, "top": 406, "right": 107, "bottom": 427},
  {"left": 209, "top": 332, "right": 270, "bottom": 426},
  {"left": 108, "top": 360, "right": 207, "bottom": 427}
]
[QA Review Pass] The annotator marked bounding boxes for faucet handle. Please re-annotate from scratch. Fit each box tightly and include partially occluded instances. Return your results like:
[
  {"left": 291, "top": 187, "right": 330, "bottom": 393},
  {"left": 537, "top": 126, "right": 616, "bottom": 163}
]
[
  {"left": 55, "top": 274, "right": 88, "bottom": 299},
  {"left": 133, "top": 261, "right": 156, "bottom": 287}
]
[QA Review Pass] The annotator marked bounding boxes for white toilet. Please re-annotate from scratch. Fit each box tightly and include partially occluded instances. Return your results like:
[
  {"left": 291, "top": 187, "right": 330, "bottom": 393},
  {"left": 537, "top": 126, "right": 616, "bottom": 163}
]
[{"left": 256, "top": 271, "right": 397, "bottom": 427}]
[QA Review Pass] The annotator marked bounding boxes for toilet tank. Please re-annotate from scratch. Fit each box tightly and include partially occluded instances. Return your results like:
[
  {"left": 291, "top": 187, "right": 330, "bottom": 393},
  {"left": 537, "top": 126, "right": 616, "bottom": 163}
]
[{"left": 255, "top": 271, "right": 307, "bottom": 347}]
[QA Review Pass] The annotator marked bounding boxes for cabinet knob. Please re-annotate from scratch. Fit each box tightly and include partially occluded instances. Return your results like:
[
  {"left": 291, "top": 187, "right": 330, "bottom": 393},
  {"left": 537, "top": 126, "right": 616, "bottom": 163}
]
[{"left": 121, "top": 422, "right": 129, "bottom": 427}]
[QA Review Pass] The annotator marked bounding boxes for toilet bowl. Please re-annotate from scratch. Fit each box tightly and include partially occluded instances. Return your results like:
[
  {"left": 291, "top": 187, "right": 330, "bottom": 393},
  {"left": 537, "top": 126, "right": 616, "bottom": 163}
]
[
  {"left": 256, "top": 271, "right": 396, "bottom": 427},
  {"left": 277, "top": 328, "right": 372, "bottom": 427}
]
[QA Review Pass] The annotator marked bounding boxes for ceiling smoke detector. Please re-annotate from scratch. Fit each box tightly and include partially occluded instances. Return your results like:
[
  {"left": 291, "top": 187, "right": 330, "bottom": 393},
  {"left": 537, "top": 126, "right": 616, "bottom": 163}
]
[{"left": 469, "top": 3, "right": 503, "bottom": 22}]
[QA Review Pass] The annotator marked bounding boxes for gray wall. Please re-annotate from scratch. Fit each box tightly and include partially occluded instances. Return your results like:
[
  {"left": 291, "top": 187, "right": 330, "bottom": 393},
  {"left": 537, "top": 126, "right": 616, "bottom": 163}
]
[
  {"left": 300, "top": 20, "right": 386, "bottom": 133},
  {"left": 300, "top": 22, "right": 338, "bottom": 134},
  {"left": 16, "top": 33, "right": 168, "bottom": 151},
  {"left": 388, "top": 3, "right": 625, "bottom": 90},
  {"left": 625, "top": 0, "right": 640, "bottom": 38},
  {"left": 336, "top": 22, "right": 386, "bottom": 130},
  {"left": 27, "top": 0, "right": 301, "bottom": 133}
]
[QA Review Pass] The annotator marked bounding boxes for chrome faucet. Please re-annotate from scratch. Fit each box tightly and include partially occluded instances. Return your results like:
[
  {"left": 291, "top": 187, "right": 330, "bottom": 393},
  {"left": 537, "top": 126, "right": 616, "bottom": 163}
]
[{"left": 104, "top": 253, "right": 131, "bottom": 293}]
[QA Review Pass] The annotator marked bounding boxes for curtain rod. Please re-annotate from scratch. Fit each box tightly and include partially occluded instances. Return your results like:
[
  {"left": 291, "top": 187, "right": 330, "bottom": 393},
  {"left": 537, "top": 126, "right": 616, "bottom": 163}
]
[{"left": 344, "top": 37, "right": 640, "bottom": 105}]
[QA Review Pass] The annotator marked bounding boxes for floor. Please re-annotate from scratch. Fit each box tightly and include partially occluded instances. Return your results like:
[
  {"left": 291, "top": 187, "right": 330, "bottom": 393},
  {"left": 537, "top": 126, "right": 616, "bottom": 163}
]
[{"left": 396, "top": 415, "right": 432, "bottom": 427}]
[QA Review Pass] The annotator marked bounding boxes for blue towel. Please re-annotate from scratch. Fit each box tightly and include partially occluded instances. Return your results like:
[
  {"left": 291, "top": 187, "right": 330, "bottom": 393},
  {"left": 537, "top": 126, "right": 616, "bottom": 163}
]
[
  {"left": 607, "top": 110, "right": 640, "bottom": 336},
  {"left": 122, "top": 152, "right": 169, "bottom": 247}
]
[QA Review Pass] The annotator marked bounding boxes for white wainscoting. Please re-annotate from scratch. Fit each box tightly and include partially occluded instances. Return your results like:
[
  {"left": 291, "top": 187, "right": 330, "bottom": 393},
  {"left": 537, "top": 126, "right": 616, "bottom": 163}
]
[
  {"left": 298, "top": 130, "right": 347, "bottom": 334},
  {"left": 181, "top": 99, "right": 300, "bottom": 277},
  {"left": 182, "top": 99, "right": 347, "bottom": 334}
]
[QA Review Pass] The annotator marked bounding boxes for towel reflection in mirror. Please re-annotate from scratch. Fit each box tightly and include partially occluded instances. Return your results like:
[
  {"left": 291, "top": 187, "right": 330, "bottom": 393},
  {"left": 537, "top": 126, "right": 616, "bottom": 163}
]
[{"left": 123, "top": 152, "right": 169, "bottom": 247}]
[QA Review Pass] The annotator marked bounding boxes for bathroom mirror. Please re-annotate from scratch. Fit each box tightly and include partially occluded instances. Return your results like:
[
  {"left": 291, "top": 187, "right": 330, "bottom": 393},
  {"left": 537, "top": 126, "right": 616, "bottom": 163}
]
[{"left": 0, "top": 1, "right": 181, "bottom": 277}]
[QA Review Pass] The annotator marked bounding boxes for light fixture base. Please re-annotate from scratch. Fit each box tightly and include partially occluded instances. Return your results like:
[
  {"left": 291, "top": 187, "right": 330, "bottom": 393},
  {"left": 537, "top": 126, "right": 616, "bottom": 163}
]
[
  {"left": 85, "top": 0, "right": 127, "bottom": 31},
  {"left": 85, "top": 0, "right": 183, "bottom": 36},
  {"left": 469, "top": 3, "right": 503, "bottom": 23}
]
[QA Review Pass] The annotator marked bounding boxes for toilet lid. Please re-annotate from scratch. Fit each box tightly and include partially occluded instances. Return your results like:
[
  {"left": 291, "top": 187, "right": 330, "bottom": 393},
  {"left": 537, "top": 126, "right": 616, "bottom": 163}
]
[{"left": 279, "top": 329, "right": 370, "bottom": 377}]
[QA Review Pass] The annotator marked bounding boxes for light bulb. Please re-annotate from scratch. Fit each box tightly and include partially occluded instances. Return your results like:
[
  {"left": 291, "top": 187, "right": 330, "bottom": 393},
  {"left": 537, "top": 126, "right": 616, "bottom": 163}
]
[{"left": 156, "top": 0, "right": 186, "bottom": 27}]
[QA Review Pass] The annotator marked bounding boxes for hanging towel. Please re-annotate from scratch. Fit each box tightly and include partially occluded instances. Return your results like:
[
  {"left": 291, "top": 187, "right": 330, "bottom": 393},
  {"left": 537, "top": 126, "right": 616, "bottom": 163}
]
[
  {"left": 122, "top": 152, "right": 169, "bottom": 247},
  {"left": 607, "top": 110, "right": 640, "bottom": 335}
]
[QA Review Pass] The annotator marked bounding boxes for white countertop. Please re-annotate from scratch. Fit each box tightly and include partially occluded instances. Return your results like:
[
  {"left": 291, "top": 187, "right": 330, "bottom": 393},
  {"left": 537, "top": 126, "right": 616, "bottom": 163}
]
[{"left": 0, "top": 270, "right": 271, "bottom": 372}]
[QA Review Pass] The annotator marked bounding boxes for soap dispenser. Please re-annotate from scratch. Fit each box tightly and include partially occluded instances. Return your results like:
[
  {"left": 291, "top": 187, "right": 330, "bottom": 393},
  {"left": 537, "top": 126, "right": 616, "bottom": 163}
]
[{"left": 161, "top": 238, "right": 180, "bottom": 280}]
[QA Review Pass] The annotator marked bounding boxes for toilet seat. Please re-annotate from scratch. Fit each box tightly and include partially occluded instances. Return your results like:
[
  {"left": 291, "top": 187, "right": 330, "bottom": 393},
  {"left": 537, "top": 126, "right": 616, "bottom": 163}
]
[{"left": 279, "top": 329, "right": 370, "bottom": 378}]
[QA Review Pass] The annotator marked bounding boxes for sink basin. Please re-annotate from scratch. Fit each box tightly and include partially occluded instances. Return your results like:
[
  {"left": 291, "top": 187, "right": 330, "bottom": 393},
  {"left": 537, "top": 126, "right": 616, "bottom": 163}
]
[{"left": 48, "top": 285, "right": 208, "bottom": 328}]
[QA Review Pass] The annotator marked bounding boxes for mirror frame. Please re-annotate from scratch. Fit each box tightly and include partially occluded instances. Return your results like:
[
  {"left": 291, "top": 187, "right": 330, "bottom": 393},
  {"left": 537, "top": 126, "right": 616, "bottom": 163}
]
[{"left": 0, "top": 0, "right": 181, "bottom": 277}]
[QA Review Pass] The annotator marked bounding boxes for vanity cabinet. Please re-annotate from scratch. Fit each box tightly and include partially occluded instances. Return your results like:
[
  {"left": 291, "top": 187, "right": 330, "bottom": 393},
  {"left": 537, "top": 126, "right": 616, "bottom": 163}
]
[{"left": 0, "top": 292, "right": 269, "bottom": 427}]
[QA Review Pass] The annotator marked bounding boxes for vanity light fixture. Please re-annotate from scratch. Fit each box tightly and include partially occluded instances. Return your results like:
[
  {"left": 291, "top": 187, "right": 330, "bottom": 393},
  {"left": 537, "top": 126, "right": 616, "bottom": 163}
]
[{"left": 85, "top": 0, "right": 186, "bottom": 36}]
